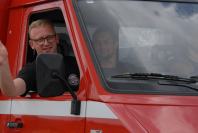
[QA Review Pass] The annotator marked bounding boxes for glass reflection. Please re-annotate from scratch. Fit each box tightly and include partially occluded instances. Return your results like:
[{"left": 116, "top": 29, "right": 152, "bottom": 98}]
[{"left": 78, "top": 0, "right": 198, "bottom": 78}]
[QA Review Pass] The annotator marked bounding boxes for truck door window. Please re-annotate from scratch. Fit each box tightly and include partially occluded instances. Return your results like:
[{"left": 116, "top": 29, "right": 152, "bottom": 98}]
[{"left": 25, "top": 9, "right": 80, "bottom": 95}]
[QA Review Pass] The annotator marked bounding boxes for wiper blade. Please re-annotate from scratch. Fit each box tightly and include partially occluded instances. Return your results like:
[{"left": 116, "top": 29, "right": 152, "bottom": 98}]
[
  {"left": 111, "top": 73, "right": 197, "bottom": 83},
  {"left": 190, "top": 76, "right": 198, "bottom": 82}
]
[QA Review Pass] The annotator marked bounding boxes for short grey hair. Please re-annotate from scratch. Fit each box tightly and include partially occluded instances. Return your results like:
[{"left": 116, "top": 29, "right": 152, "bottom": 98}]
[{"left": 29, "top": 19, "right": 55, "bottom": 35}]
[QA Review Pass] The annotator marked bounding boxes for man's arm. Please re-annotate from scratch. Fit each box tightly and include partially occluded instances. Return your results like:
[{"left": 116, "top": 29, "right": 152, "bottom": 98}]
[{"left": 0, "top": 41, "right": 26, "bottom": 97}]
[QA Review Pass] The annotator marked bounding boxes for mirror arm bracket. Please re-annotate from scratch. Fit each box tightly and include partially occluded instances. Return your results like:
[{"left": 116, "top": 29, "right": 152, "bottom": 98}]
[{"left": 52, "top": 72, "right": 81, "bottom": 115}]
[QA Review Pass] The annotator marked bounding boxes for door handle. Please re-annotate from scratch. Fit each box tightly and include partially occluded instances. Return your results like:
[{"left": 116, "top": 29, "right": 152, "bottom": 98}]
[{"left": 7, "top": 121, "right": 23, "bottom": 128}]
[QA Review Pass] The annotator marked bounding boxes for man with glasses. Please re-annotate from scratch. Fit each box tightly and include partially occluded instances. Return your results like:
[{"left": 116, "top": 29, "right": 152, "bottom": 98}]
[{"left": 0, "top": 19, "right": 79, "bottom": 96}]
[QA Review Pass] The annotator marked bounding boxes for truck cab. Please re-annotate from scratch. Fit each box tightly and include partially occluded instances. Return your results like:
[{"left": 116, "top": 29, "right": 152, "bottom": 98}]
[{"left": 1, "top": 0, "right": 198, "bottom": 132}]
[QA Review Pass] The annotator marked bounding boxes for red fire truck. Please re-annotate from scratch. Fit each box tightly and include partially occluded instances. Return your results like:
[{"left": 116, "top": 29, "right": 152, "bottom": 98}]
[{"left": 1, "top": 0, "right": 198, "bottom": 132}]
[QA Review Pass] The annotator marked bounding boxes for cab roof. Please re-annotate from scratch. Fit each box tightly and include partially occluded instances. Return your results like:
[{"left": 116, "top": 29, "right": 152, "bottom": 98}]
[
  {"left": 7, "top": 0, "right": 198, "bottom": 8},
  {"left": 9, "top": 0, "right": 55, "bottom": 8}
]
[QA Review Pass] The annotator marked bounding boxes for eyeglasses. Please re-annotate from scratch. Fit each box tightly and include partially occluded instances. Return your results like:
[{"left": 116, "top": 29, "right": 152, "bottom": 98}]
[{"left": 30, "top": 34, "right": 56, "bottom": 45}]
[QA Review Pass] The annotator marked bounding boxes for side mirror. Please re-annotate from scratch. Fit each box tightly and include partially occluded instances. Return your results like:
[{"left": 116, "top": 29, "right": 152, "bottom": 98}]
[
  {"left": 36, "top": 53, "right": 65, "bottom": 97},
  {"left": 36, "top": 53, "right": 81, "bottom": 115}
]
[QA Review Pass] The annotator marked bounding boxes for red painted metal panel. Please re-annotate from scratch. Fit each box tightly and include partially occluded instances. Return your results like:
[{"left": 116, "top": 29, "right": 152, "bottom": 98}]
[
  {"left": 9, "top": 0, "right": 49, "bottom": 8},
  {"left": 62, "top": 0, "right": 90, "bottom": 101},
  {"left": 85, "top": 118, "right": 129, "bottom": 133},
  {"left": 6, "top": 8, "right": 24, "bottom": 77},
  {"left": 110, "top": 103, "right": 198, "bottom": 133},
  {"left": 0, "top": 114, "right": 11, "bottom": 133},
  {"left": 0, "top": 0, "right": 10, "bottom": 43},
  {"left": 0, "top": 2, "right": 11, "bottom": 131},
  {"left": 8, "top": 115, "right": 85, "bottom": 133},
  {"left": 64, "top": 0, "right": 103, "bottom": 101}
]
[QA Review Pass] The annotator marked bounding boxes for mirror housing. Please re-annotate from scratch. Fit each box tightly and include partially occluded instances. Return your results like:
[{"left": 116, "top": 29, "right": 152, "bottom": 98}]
[
  {"left": 36, "top": 53, "right": 65, "bottom": 97},
  {"left": 36, "top": 53, "right": 81, "bottom": 115}
]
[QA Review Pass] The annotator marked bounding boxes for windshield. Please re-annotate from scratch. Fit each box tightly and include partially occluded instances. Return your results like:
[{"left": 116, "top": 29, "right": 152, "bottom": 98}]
[{"left": 76, "top": 0, "right": 198, "bottom": 94}]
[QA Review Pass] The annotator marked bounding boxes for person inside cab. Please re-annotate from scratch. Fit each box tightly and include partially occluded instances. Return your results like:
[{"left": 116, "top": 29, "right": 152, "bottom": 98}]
[
  {"left": 0, "top": 19, "right": 79, "bottom": 97},
  {"left": 92, "top": 27, "right": 118, "bottom": 69},
  {"left": 92, "top": 27, "right": 141, "bottom": 78}
]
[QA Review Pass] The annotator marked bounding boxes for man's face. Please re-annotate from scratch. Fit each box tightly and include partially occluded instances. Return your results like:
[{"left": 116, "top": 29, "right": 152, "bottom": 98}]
[
  {"left": 94, "top": 32, "right": 117, "bottom": 61},
  {"left": 29, "top": 25, "right": 59, "bottom": 55}
]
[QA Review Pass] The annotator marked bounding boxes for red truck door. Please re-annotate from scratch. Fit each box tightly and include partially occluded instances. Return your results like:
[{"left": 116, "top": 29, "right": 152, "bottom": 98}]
[
  {"left": 0, "top": 95, "right": 11, "bottom": 133},
  {"left": 0, "top": 0, "right": 13, "bottom": 132},
  {"left": 5, "top": 1, "right": 87, "bottom": 132}
]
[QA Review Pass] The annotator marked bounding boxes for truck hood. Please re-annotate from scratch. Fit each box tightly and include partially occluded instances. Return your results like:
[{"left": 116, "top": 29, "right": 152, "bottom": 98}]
[{"left": 109, "top": 103, "right": 198, "bottom": 133}]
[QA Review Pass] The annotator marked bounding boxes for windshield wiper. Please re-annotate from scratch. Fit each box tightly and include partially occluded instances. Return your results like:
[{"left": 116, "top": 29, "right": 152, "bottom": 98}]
[
  {"left": 111, "top": 73, "right": 197, "bottom": 83},
  {"left": 190, "top": 76, "right": 198, "bottom": 82}
]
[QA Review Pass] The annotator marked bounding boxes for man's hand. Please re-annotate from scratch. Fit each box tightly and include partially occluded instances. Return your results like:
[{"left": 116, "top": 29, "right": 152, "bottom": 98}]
[{"left": 0, "top": 41, "right": 8, "bottom": 66}]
